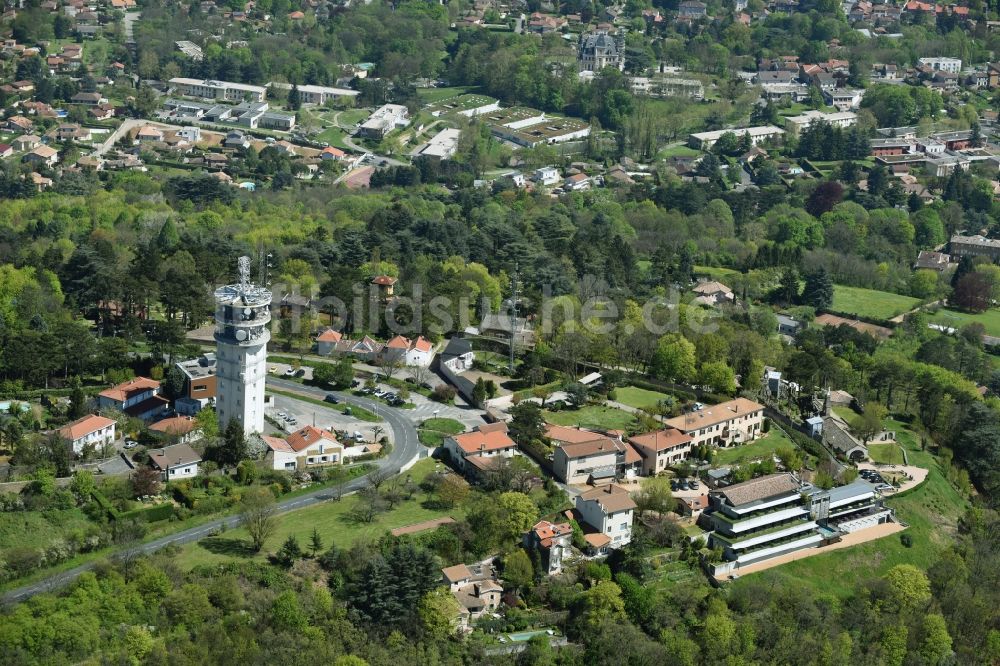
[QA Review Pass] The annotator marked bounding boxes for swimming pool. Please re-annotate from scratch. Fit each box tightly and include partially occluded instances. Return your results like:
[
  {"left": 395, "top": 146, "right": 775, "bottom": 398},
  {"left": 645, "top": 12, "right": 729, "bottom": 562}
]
[
  {"left": 0, "top": 400, "right": 29, "bottom": 413},
  {"left": 506, "top": 629, "right": 553, "bottom": 642}
]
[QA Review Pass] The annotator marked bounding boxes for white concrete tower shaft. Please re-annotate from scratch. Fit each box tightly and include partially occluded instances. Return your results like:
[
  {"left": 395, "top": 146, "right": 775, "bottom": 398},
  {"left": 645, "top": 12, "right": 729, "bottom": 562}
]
[{"left": 214, "top": 256, "right": 271, "bottom": 436}]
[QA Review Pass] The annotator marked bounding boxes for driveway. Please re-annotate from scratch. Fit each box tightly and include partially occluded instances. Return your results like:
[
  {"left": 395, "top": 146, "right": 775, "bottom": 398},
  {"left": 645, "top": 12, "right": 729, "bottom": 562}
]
[{"left": 0, "top": 378, "right": 422, "bottom": 605}]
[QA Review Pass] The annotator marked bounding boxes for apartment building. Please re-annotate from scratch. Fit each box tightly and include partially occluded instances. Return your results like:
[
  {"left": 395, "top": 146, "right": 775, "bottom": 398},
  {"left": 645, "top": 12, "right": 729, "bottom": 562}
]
[
  {"left": 575, "top": 484, "right": 636, "bottom": 552},
  {"left": 169, "top": 78, "right": 267, "bottom": 103},
  {"left": 663, "top": 398, "right": 765, "bottom": 448},
  {"left": 706, "top": 474, "right": 890, "bottom": 576},
  {"left": 627, "top": 428, "right": 693, "bottom": 475},
  {"left": 548, "top": 424, "right": 640, "bottom": 485}
]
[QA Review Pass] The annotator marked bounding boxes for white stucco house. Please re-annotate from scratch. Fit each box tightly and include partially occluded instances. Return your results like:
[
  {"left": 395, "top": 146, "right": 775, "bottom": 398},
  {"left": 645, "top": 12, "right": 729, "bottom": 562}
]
[
  {"left": 59, "top": 414, "right": 117, "bottom": 455},
  {"left": 148, "top": 443, "right": 202, "bottom": 481}
]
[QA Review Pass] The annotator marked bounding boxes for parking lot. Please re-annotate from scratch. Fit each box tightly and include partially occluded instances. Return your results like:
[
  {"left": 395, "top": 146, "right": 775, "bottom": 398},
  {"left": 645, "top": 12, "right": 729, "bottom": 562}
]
[
  {"left": 268, "top": 394, "right": 390, "bottom": 445},
  {"left": 267, "top": 362, "right": 313, "bottom": 381}
]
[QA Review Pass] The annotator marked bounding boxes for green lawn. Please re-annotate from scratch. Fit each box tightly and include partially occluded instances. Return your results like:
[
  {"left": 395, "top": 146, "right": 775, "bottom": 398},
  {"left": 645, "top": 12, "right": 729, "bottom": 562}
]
[
  {"left": 830, "top": 285, "right": 921, "bottom": 322},
  {"left": 927, "top": 307, "right": 1000, "bottom": 337},
  {"left": 543, "top": 405, "right": 636, "bottom": 431},
  {"left": 418, "top": 417, "right": 466, "bottom": 447},
  {"left": 615, "top": 386, "right": 672, "bottom": 411},
  {"left": 314, "top": 126, "right": 352, "bottom": 151},
  {"left": 868, "top": 442, "right": 904, "bottom": 465},
  {"left": 338, "top": 109, "right": 371, "bottom": 127},
  {"left": 712, "top": 429, "right": 796, "bottom": 466},
  {"left": 176, "top": 458, "right": 459, "bottom": 569}
]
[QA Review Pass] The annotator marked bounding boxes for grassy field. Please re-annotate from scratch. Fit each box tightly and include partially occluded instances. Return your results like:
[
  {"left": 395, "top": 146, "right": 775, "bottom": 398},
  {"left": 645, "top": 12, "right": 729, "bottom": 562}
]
[
  {"left": 543, "top": 405, "right": 636, "bottom": 431},
  {"left": 314, "top": 126, "right": 352, "bottom": 150},
  {"left": 927, "top": 307, "right": 1000, "bottom": 337},
  {"left": 868, "top": 442, "right": 905, "bottom": 465},
  {"left": 694, "top": 265, "right": 741, "bottom": 281},
  {"left": 338, "top": 109, "right": 371, "bottom": 127},
  {"left": 418, "top": 417, "right": 466, "bottom": 447},
  {"left": 659, "top": 144, "right": 702, "bottom": 158},
  {"left": 0, "top": 507, "right": 93, "bottom": 553},
  {"left": 176, "top": 458, "right": 460, "bottom": 569},
  {"left": 615, "top": 386, "right": 672, "bottom": 411},
  {"left": 712, "top": 429, "right": 796, "bottom": 466},
  {"left": 830, "top": 285, "right": 921, "bottom": 321}
]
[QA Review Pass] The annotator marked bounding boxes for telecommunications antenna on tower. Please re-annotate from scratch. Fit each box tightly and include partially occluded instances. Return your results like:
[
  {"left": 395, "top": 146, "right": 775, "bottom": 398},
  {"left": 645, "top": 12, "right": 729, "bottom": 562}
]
[{"left": 237, "top": 255, "right": 252, "bottom": 293}]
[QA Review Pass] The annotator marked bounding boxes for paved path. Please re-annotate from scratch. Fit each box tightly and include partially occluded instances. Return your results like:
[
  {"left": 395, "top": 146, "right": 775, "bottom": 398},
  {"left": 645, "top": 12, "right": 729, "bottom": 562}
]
[{"left": 0, "top": 378, "right": 421, "bottom": 606}]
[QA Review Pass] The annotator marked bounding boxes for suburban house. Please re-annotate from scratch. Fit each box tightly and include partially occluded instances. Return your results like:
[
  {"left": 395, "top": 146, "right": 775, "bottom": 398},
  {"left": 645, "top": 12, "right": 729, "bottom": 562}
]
[
  {"left": 705, "top": 473, "right": 891, "bottom": 576},
  {"left": 382, "top": 335, "right": 434, "bottom": 367},
  {"left": 315, "top": 328, "right": 343, "bottom": 355},
  {"left": 97, "top": 377, "right": 169, "bottom": 422},
  {"left": 174, "top": 353, "right": 217, "bottom": 415},
  {"left": 23, "top": 145, "right": 59, "bottom": 167},
  {"left": 319, "top": 146, "right": 347, "bottom": 161},
  {"left": 534, "top": 166, "right": 561, "bottom": 185},
  {"left": 148, "top": 416, "right": 201, "bottom": 444},
  {"left": 691, "top": 281, "right": 735, "bottom": 306},
  {"left": 442, "top": 562, "right": 503, "bottom": 630},
  {"left": 574, "top": 484, "right": 636, "bottom": 552},
  {"left": 679, "top": 494, "right": 709, "bottom": 518},
  {"left": 12, "top": 134, "right": 40, "bottom": 151},
  {"left": 0, "top": 144, "right": 11, "bottom": 158},
  {"left": 59, "top": 414, "right": 116, "bottom": 455},
  {"left": 663, "top": 398, "right": 766, "bottom": 449},
  {"left": 913, "top": 250, "right": 953, "bottom": 271},
  {"left": 627, "top": 428, "right": 694, "bottom": 475},
  {"left": 443, "top": 422, "right": 517, "bottom": 473},
  {"left": 525, "top": 520, "right": 574, "bottom": 575},
  {"left": 371, "top": 274, "right": 397, "bottom": 300},
  {"left": 148, "top": 443, "right": 202, "bottom": 481},
  {"left": 263, "top": 425, "right": 344, "bottom": 471},
  {"left": 563, "top": 173, "right": 591, "bottom": 191},
  {"left": 548, "top": 424, "right": 641, "bottom": 485}
]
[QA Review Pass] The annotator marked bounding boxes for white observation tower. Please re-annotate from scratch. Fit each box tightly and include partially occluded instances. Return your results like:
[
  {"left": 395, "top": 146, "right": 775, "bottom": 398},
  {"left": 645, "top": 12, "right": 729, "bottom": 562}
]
[{"left": 214, "top": 256, "right": 271, "bottom": 435}]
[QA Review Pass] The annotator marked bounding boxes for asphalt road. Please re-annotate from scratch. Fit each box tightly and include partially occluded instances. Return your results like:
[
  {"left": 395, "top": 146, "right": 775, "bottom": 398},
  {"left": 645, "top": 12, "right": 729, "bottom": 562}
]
[{"left": 0, "top": 379, "right": 422, "bottom": 606}]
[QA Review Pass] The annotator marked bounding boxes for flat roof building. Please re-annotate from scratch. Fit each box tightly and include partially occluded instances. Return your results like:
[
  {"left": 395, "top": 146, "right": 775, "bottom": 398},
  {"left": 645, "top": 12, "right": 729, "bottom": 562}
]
[{"left": 169, "top": 77, "right": 267, "bottom": 103}]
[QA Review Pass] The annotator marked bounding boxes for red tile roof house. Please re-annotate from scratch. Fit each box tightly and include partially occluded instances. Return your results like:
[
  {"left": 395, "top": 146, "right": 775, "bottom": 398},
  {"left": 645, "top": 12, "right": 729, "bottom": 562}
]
[
  {"left": 0, "top": 143, "right": 12, "bottom": 158},
  {"left": 381, "top": 334, "right": 435, "bottom": 367},
  {"left": 524, "top": 520, "right": 574, "bottom": 574},
  {"left": 97, "top": 376, "right": 169, "bottom": 422},
  {"left": 263, "top": 425, "right": 344, "bottom": 472},
  {"left": 443, "top": 422, "right": 517, "bottom": 474},
  {"left": 58, "top": 414, "right": 116, "bottom": 455},
  {"left": 441, "top": 562, "right": 503, "bottom": 631},
  {"left": 315, "top": 328, "right": 343, "bottom": 355},
  {"left": 148, "top": 415, "right": 201, "bottom": 444}
]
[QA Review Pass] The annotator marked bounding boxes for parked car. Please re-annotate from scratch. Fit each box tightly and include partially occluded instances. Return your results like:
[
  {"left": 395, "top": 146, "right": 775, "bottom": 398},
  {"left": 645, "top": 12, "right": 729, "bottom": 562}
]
[
  {"left": 690, "top": 480, "right": 700, "bottom": 490},
  {"left": 324, "top": 394, "right": 340, "bottom": 404},
  {"left": 293, "top": 368, "right": 306, "bottom": 378},
  {"left": 284, "top": 368, "right": 296, "bottom": 376}
]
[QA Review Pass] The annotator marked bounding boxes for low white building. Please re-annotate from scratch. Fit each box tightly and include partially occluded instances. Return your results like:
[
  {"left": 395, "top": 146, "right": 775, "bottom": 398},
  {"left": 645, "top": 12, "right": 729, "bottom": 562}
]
[
  {"left": 382, "top": 335, "right": 434, "bottom": 367},
  {"left": 267, "top": 82, "right": 359, "bottom": 105},
  {"left": 689, "top": 125, "right": 785, "bottom": 150},
  {"left": 575, "top": 485, "right": 636, "bottom": 552},
  {"left": 783, "top": 110, "right": 858, "bottom": 138},
  {"left": 918, "top": 57, "right": 962, "bottom": 74},
  {"left": 148, "top": 443, "right": 202, "bottom": 481},
  {"left": 359, "top": 104, "right": 410, "bottom": 139},
  {"left": 59, "top": 414, "right": 116, "bottom": 455},
  {"left": 417, "top": 128, "right": 461, "bottom": 159},
  {"left": 534, "top": 166, "right": 561, "bottom": 185},
  {"left": 169, "top": 77, "right": 267, "bottom": 103}
]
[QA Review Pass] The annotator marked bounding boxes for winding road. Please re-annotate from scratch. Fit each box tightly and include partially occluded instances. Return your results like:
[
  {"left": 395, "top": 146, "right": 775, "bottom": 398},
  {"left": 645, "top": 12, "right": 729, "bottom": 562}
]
[{"left": 0, "top": 379, "right": 422, "bottom": 606}]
